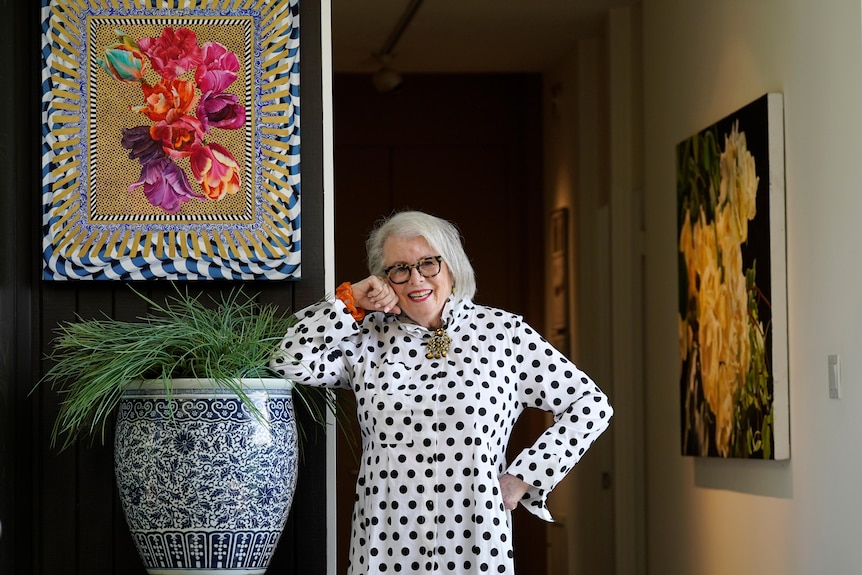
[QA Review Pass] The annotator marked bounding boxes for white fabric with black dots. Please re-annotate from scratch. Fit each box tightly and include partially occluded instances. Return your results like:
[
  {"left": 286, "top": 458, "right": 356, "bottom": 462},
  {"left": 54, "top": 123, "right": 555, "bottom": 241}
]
[{"left": 271, "top": 295, "right": 613, "bottom": 575}]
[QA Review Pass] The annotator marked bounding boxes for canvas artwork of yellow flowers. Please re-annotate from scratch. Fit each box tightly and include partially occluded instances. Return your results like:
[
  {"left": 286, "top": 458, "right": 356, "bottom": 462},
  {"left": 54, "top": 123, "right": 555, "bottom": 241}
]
[{"left": 677, "top": 94, "right": 787, "bottom": 459}]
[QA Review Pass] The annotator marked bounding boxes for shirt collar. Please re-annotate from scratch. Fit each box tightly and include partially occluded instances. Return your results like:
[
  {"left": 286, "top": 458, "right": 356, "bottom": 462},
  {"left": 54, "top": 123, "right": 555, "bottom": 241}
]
[{"left": 385, "top": 296, "right": 473, "bottom": 335}]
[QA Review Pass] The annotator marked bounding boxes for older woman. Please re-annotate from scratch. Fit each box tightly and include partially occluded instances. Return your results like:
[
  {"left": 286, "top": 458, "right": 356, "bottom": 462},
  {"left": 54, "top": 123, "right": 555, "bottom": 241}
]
[{"left": 271, "top": 210, "right": 612, "bottom": 575}]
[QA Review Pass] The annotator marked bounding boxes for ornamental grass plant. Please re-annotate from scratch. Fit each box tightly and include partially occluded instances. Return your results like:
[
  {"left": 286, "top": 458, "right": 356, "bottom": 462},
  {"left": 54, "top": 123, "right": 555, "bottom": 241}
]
[{"left": 38, "top": 286, "right": 336, "bottom": 451}]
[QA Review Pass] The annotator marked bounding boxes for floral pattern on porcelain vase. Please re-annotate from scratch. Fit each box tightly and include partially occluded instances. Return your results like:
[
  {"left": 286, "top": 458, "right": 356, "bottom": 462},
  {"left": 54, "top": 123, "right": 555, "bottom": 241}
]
[{"left": 114, "top": 379, "right": 297, "bottom": 575}]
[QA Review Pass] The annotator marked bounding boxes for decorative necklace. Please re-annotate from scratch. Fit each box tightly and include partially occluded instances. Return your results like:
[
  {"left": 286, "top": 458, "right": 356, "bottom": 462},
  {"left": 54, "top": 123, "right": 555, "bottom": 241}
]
[{"left": 426, "top": 327, "right": 452, "bottom": 359}]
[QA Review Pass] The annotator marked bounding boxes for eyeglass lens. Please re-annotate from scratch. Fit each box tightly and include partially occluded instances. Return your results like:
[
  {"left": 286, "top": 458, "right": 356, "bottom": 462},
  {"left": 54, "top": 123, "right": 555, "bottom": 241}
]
[{"left": 386, "top": 256, "right": 442, "bottom": 284}]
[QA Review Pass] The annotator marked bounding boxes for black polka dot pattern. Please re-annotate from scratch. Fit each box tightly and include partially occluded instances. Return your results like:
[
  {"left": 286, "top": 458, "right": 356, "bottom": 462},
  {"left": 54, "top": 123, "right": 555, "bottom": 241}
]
[{"left": 270, "top": 296, "right": 613, "bottom": 574}]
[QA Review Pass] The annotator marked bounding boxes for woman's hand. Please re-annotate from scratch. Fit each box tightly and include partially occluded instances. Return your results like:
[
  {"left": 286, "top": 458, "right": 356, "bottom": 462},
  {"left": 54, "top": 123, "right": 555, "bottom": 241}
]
[
  {"left": 499, "top": 473, "right": 530, "bottom": 511},
  {"left": 352, "top": 275, "right": 401, "bottom": 315}
]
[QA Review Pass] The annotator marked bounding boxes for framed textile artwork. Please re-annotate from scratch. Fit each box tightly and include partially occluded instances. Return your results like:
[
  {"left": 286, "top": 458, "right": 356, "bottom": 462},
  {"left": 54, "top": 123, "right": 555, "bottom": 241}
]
[
  {"left": 40, "top": 0, "right": 301, "bottom": 280},
  {"left": 677, "top": 93, "right": 789, "bottom": 459}
]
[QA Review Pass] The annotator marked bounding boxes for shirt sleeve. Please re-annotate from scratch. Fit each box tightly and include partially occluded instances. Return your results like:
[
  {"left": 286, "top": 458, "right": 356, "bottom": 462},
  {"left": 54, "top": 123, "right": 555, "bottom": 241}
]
[
  {"left": 269, "top": 296, "right": 363, "bottom": 390},
  {"left": 503, "top": 315, "right": 613, "bottom": 522}
]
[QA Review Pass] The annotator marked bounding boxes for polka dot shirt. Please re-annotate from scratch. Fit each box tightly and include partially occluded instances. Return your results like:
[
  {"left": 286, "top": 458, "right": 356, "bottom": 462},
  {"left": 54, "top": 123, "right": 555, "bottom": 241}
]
[{"left": 271, "top": 295, "right": 613, "bottom": 575}]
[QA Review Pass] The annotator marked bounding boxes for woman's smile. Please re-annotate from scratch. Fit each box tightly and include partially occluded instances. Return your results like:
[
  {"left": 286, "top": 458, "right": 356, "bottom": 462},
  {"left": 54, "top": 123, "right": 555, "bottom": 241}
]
[{"left": 407, "top": 288, "right": 433, "bottom": 301}]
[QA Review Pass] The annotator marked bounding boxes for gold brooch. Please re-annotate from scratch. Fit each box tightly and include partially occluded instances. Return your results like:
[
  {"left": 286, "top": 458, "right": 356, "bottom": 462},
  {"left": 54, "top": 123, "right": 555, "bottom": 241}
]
[{"left": 426, "top": 328, "right": 452, "bottom": 359}]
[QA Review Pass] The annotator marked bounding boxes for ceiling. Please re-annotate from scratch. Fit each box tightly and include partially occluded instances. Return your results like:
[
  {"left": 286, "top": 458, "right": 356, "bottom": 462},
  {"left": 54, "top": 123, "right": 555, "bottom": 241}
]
[{"left": 330, "top": 0, "right": 635, "bottom": 74}]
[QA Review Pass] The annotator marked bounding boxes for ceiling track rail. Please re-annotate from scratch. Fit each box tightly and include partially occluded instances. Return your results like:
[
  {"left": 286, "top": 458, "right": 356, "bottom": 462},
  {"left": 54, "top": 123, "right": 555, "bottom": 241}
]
[{"left": 376, "top": 0, "right": 424, "bottom": 57}]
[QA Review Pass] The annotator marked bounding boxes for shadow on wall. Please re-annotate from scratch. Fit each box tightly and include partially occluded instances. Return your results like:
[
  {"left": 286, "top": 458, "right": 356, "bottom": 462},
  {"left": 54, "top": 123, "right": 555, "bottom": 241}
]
[{"left": 694, "top": 457, "right": 792, "bottom": 498}]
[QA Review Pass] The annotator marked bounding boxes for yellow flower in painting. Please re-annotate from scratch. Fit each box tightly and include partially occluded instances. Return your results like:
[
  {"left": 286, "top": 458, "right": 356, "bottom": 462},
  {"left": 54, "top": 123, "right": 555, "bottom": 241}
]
[
  {"left": 679, "top": 117, "right": 768, "bottom": 457},
  {"left": 698, "top": 301, "right": 722, "bottom": 425},
  {"left": 679, "top": 314, "right": 692, "bottom": 362},
  {"left": 679, "top": 209, "right": 692, "bottom": 257},
  {"left": 687, "top": 206, "right": 755, "bottom": 456},
  {"left": 678, "top": 209, "right": 698, "bottom": 302},
  {"left": 712, "top": 362, "right": 737, "bottom": 455},
  {"left": 691, "top": 209, "right": 719, "bottom": 307},
  {"left": 693, "top": 213, "right": 722, "bottom": 402},
  {"left": 717, "top": 202, "right": 752, "bottom": 384},
  {"left": 701, "top": 279, "right": 746, "bottom": 457},
  {"left": 719, "top": 121, "right": 759, "bottom": 243}
]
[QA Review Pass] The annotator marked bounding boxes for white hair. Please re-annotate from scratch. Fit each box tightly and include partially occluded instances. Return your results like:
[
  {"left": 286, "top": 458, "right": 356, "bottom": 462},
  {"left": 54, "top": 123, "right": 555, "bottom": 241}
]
[{"left": 366, "top": 211, "right": 477, "bottom": 301}]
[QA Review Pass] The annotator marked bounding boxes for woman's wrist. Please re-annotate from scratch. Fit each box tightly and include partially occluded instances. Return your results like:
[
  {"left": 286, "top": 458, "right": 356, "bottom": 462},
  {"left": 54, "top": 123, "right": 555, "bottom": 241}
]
[{"left": 335, "top": 281, "right": 366, "bottom": 321}]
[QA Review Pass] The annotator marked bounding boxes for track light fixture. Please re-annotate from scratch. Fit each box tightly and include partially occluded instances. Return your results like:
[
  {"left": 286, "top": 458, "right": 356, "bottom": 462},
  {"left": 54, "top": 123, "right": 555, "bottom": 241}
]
[
  {"left": 372, "top": 54, "right": 404, "bottom": 93},
  {"left": 371, "top": 0, "right": 423, "bottom": 93},
  {"left": 372, "top": 65, "right": 404, "bottom": 93}
]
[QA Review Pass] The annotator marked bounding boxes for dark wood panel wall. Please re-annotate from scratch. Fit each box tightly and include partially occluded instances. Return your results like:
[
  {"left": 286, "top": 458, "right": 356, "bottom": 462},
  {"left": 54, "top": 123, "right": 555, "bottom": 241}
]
[
  {"left": 1, "top": 0, "right": 40, "bottom": 573},
  {"left": 0, "top": 2, "right": 328, "bottom": 574}
]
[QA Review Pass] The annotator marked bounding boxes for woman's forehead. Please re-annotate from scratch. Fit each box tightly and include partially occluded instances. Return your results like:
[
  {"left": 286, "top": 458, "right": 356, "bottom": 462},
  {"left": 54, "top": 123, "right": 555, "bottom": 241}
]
[{"left": 383, "top": 235, "right": 434, "bottom": 261}]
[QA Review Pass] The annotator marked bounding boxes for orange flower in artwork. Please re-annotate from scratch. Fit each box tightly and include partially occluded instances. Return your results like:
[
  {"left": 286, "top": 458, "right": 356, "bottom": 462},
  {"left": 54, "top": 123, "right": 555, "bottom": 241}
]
[
  {"left": 149, "top": 115, "right": 205, "bottom": 159},
  {"left": 133, "top": 78, "right": 200, "bottom": 123},
  {"left": 190, "top": 142, "right": 241, "bottom": 201}
]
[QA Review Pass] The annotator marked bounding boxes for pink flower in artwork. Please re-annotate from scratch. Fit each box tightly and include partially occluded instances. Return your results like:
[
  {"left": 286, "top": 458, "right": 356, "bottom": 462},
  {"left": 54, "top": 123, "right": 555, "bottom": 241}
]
[
  {"left": 137, "top": 27, "right": 203, "bottom": 81},
  {"left": 195, "top": 42, "right": 240, "bottom": 94},
  {"left": 190, "top": 142, "right": 241, "bottom": 201}
]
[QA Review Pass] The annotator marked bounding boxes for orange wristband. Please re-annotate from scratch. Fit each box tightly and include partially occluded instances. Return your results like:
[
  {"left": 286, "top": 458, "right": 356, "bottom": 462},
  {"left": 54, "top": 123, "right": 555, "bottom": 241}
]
[{"left": 335, "top": 281, "right": 366, "bottom": 322}]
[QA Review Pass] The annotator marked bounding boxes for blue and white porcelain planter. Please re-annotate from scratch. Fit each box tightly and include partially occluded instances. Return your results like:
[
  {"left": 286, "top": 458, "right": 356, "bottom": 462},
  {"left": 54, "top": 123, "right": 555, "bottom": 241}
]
[{"left": 114, "top": 378, "right": 297, "bottom": 575}]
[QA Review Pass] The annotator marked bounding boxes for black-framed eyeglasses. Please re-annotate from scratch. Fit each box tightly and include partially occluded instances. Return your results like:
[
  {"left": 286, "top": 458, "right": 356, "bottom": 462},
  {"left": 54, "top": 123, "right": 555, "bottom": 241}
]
[{"left": 384, "top": 256, "right": 443, "bottom": 284}]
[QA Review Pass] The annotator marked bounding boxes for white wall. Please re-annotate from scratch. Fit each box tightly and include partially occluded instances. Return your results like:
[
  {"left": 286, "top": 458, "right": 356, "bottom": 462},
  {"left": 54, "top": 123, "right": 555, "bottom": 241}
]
[
  {"left": 643, "top": 1, "right": 862, "bottom": 574},
  {"left": 543, "top": 35, "right": 617, "bottom": 575}
]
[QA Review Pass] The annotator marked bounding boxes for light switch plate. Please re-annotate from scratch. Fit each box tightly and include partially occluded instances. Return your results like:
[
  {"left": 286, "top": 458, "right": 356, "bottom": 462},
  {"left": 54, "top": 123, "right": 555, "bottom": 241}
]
[{"left": 828, "top": 354, "right": 841, "bottom": 399}]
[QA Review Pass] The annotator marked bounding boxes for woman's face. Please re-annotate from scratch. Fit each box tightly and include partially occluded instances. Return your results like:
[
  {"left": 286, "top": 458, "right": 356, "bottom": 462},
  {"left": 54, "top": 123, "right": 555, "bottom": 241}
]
[{"left": 382, "top": 235, "right": 453, "bottom": 329}]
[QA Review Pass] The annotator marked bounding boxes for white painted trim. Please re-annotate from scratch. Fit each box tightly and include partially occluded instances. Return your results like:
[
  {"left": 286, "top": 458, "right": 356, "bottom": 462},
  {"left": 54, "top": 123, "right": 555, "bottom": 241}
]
[
  {"left": 319, "top": 0, "right": 337, "bottom": 573},
  {"left": 766, "top": 92, "right": 790, "bottom": 460}
]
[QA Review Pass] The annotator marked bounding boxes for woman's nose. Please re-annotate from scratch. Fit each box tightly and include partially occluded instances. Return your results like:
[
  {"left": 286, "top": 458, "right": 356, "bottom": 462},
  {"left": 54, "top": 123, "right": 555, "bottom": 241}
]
[{"left": 408, "top": 266, "right": 424, "bottom": 282}]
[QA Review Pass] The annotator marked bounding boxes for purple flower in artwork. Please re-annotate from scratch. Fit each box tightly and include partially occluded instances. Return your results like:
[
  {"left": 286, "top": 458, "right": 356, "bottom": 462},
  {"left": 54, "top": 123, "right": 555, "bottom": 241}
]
[
  {"left": 121, "top": 126, "right": 166, "bottom": 163},
  {"left": 127, "top": 156, "right": 204, "bottom": 214},
  {"left": 197, "top": 91, "right": 246, "bottom": 133}
]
